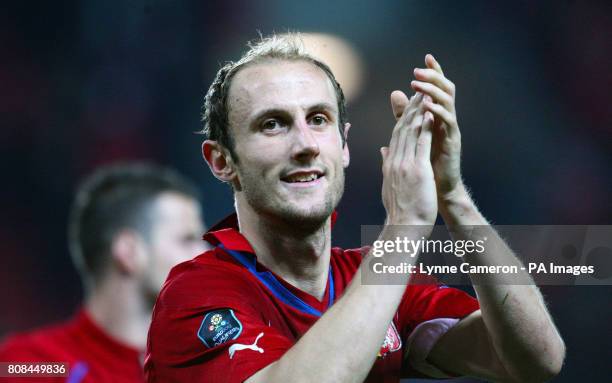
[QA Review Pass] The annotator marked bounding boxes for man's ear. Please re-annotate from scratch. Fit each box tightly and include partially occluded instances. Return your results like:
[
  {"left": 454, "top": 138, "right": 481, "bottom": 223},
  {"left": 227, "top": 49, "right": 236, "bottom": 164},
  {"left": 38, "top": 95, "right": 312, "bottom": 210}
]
[
  {"left": 111, "top": 230, "right": 146, "bottom": 276},
  {"left": 202, "top": 140, "right": 237, "bottom": 183},
  {"left": 342, "top": 123, "right": 351, "bottom": 168}
]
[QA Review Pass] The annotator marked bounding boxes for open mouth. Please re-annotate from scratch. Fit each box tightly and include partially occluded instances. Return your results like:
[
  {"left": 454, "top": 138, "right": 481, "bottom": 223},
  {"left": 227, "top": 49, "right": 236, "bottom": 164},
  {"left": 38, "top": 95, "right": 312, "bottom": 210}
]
[{"left": 281, "top": 170, "right": 324, "bottom": 184}]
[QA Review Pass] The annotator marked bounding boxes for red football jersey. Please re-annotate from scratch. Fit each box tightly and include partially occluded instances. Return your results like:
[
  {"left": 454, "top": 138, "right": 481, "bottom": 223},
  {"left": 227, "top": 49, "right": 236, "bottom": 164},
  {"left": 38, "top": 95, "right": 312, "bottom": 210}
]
[
  {"left": 145, "top": 215, "right": 479, "bottom": 382},
  {"left": 0, "top": 309, "right": 144, "bottom": 382}
]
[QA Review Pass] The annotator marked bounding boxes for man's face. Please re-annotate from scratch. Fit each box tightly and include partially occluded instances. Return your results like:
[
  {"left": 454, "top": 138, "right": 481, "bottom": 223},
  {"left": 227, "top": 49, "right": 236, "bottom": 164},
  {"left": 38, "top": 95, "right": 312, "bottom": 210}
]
[
  {"left": 226, "top": 60, "right": 349, "bottom": 226},
  {"left": 143, "top": 192, "right": 207, "bottom": 297}
]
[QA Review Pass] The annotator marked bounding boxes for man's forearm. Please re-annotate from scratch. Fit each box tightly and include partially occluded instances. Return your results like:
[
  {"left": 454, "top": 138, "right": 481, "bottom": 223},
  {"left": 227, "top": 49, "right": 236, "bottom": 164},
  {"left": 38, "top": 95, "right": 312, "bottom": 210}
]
[
  {"left": 439, "top": 184, "right": 565, "bottom": 381},
  {"left": 247, "top": 226, "right": 424, "bottom": 383}
]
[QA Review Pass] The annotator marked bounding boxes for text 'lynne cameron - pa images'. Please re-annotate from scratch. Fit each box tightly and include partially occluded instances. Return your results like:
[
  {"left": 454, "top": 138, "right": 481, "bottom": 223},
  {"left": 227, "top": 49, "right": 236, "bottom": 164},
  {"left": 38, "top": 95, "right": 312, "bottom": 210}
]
[{"left": 360, "top": 225, "right": 611, "bottom": 286}]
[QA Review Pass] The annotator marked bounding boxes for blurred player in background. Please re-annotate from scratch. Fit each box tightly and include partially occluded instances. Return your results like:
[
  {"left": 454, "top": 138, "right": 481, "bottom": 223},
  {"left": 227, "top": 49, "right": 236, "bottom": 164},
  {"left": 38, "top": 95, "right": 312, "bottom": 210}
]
[
  {"left": 0, "top": 162, "right": 207, "bottom": 382},
  {"left": 145, "top": 33, "right": 565, "bottom": 382}
]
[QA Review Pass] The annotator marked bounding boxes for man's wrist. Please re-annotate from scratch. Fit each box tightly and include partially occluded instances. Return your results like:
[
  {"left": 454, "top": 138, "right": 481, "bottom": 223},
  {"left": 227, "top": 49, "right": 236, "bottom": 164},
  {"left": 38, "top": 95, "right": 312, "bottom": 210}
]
[
  {"left": 382, "top": 218, "right": 434, "bottom": 240},
  {"left": 438, "top": 182, "right": 483, "bottom": 226},
  {"left": 438, "top": 181, "right": 469, "bottom": 205}
]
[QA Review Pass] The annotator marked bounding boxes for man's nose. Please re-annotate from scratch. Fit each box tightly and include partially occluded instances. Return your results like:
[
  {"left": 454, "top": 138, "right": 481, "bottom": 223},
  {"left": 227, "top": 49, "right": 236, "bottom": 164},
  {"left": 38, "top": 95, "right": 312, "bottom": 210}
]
[{"left": 291, "top": 119, "right": 320, "bottom": 162}]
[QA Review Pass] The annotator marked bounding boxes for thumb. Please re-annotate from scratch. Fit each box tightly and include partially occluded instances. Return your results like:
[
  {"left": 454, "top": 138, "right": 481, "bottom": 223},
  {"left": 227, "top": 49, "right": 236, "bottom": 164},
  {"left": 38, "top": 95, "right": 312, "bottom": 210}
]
[
  {"left": 380, "top": 146, "right": 389, "bottom": 162},
  {"left": 390, "top": 90, "right": 409, "bottom": 121}
]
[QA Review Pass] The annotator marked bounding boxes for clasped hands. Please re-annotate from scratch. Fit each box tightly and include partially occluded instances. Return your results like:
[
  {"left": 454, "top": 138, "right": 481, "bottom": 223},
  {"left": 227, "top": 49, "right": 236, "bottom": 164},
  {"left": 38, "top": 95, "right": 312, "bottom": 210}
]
[{"left": 381, "top": 54, "right": 464, "bottom": 228}]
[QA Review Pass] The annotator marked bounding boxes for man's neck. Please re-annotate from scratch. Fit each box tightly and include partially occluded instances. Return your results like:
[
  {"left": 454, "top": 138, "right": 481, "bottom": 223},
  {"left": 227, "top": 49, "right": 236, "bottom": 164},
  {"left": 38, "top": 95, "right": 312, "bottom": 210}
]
[
  {"left": 236, "top": 199, "right": 332, "bottom": 300},
  {"left": 85, "top": 275, "right": 151, "bottom": 351}
]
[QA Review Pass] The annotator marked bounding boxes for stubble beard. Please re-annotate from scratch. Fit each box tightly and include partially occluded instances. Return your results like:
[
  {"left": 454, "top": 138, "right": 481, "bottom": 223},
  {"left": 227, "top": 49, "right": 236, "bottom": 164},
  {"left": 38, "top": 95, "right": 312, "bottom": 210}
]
[{"left": 241, "top": 168, "right": 345, "bottom": 232}]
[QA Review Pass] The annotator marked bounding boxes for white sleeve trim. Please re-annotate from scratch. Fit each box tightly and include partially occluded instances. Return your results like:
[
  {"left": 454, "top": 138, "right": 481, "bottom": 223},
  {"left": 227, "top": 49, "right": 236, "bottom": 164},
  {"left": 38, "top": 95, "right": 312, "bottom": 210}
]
[{"left": 404, "top": 317, "right": 460, "bottom": 378}]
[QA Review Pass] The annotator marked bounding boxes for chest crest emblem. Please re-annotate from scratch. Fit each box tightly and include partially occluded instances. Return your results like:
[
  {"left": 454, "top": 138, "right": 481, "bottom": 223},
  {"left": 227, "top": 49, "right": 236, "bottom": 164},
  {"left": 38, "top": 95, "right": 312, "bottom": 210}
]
[{"left": 377, "top": 321, "right": 402, "bottom": 358}]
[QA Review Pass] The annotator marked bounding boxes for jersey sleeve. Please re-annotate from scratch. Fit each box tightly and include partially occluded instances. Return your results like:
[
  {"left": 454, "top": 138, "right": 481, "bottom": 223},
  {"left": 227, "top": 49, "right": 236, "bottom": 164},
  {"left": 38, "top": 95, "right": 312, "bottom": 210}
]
[
  {"left": 398, "top": 276, "right": 480, "bottom": 379},
  {"left": 145, "top": 261, "right": 293, "bottom": 383}
]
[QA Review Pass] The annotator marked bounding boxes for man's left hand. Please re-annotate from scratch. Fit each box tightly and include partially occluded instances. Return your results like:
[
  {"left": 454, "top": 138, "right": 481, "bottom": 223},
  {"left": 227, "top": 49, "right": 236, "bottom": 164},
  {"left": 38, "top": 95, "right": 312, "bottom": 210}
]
[{"left": 411, "top": 54, "right": 463, "bottom": 199}]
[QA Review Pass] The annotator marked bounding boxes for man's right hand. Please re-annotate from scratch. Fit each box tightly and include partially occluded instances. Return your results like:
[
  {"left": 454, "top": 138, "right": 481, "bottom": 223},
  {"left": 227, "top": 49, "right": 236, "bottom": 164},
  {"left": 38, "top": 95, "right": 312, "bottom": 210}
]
[{"left": 380, "top": 91, "right": 437, "bottom": 229}]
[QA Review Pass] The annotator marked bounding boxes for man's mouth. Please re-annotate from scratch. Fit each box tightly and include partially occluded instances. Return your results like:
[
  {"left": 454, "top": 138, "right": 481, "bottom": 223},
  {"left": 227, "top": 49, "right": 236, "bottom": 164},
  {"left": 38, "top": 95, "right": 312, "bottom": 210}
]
[{"left": 281, "top": 170, "right": 324, "bottom": 184}]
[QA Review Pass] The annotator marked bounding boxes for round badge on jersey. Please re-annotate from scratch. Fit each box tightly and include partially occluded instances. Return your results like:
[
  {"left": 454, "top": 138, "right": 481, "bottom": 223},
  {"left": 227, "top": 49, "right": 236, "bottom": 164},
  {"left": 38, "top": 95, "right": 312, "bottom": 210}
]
[{"left": 197, "top": 308, "right": 243, "bottom": 348}]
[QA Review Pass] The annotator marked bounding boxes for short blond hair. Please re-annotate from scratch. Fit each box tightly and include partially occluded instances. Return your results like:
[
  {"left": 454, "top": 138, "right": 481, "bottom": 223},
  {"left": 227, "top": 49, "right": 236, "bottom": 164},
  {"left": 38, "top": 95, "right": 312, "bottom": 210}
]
[{"left": 200, "top": 32, "right": 348, "bottom": 158}]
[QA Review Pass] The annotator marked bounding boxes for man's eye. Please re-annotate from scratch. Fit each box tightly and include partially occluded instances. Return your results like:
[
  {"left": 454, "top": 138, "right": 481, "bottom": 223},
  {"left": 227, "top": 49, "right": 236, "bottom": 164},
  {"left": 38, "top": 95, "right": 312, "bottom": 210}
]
[
  {"left": 310, "top": 115, "right": 328, "bottom": 126},
  {"left": 262, "top": 119, "right": 281, "bottom": 130}
]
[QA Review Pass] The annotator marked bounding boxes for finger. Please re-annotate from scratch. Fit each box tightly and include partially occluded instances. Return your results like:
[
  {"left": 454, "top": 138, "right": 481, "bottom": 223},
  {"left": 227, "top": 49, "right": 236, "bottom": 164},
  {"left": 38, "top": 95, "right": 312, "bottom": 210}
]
[
  {"left": 400, "top": 98, "right": 427, "bottom": 164},
  {"left": 425, "top": 54, "right": 444, "bottom": 75},
  {"left": 389, "top": 93, "right": 424, "bottom": 162},
  {"left": 409, "top": 91, "right": 424, "bottom": 108},
  {"left": 422, "top": 94, "right": 446, "bottom": 135},
  {"left": 416, "top": 111, "right": 434, "bottom": 164},
  {"left": 399, "top": 92, "right": 423, "bottom": 124},
  {"left": 423, "top": 99, "right": 459, "bottom": 138},
  {"left": 380, "top": 146, "right": 388, "bottom": 163},
  {"left": 413, "top": 68, "right": 455, "bottom": 96},
  {"left": 389, "top": 92, "right": 422, "bottom": 152},
  {"left": 406, "top": 111, "right": 425, "bottom": 163},
  {"left": 390, "top": 90, "right": 409, "bottom": 120},
  {"left": 393, "top": 119, "right": 411, "bottom": 169},
  {"left": 411, "top": 81, "right": 453, "bottom": 110}
]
